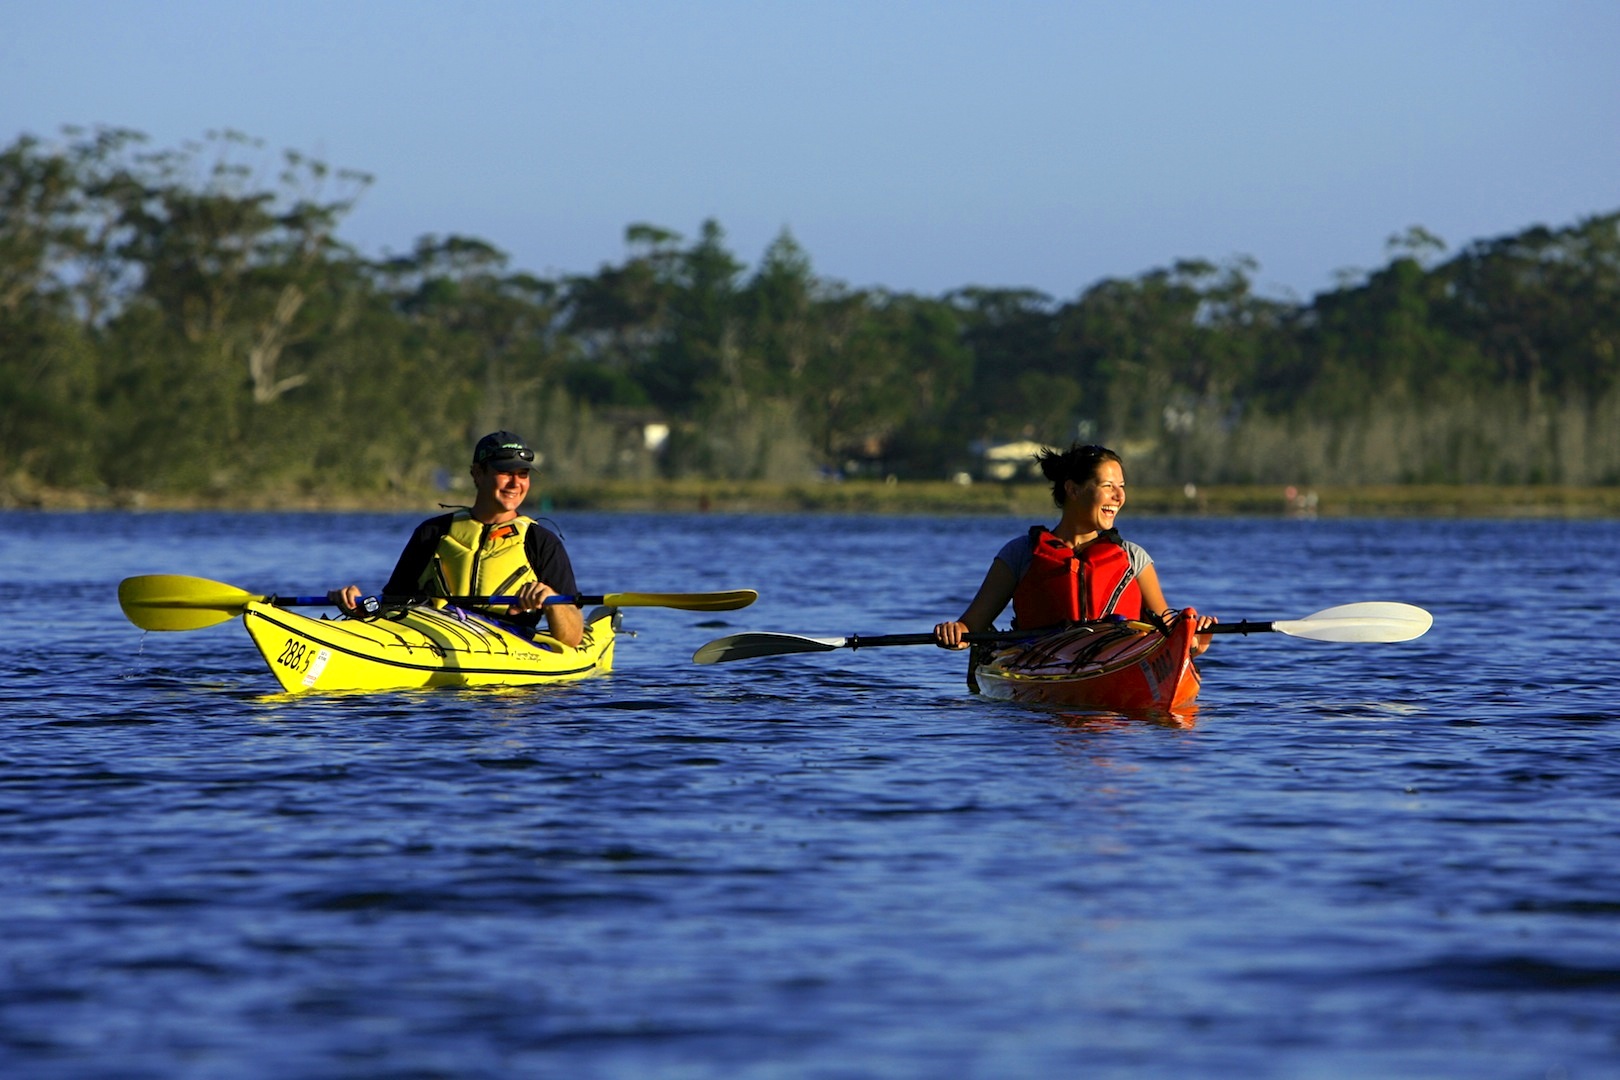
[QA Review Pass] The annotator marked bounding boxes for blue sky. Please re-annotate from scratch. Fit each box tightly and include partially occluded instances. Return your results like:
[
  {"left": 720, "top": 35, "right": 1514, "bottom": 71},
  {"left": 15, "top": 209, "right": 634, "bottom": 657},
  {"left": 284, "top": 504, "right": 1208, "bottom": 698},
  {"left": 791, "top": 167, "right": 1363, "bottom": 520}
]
[{"left": 5, "top": 0, "right": 1617, "bottom": 302}]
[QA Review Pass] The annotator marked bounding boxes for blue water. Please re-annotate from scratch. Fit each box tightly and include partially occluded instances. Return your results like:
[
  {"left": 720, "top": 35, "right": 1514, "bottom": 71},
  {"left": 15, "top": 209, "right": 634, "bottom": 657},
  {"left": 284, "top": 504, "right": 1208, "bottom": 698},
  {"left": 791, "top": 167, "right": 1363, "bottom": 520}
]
[{"left": 2, "top": 509, "right": 1618, "bottom": 1078}]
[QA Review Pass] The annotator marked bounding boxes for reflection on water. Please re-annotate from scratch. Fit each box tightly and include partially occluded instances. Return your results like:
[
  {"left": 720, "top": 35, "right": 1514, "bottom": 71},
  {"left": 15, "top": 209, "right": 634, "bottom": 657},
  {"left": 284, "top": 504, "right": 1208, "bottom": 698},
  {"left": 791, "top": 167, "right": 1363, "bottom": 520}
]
[
  {"left": 1044, "top": 706, "right": 1199, "bottom": 731},
  {"left": 1, "top": 510, "right": 1617, "bottom": 1078}
]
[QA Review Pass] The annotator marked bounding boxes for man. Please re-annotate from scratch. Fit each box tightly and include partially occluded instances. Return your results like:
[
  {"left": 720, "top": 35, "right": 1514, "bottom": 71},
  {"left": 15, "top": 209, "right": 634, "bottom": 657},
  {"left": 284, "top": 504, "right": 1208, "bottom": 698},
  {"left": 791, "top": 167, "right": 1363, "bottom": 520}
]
[{"left": 328, "top": 431, "right": 584, "bottom": 647}]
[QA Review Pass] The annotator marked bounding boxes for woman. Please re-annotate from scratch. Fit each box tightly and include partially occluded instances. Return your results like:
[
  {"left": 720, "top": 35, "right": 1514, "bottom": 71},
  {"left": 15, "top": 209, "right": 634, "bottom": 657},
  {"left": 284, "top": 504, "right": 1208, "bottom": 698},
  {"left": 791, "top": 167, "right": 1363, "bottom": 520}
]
[{"left": 934, "top": 443, "right": 1214, "bottom": 655}]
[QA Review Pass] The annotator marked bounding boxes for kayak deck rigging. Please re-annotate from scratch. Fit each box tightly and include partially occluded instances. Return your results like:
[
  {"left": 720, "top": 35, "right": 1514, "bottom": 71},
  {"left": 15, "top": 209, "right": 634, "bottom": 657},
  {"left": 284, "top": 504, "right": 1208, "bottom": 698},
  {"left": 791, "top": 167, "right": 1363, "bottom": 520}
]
[{"left": 970, "top": 611, "right": 1202, "bottom": 716}]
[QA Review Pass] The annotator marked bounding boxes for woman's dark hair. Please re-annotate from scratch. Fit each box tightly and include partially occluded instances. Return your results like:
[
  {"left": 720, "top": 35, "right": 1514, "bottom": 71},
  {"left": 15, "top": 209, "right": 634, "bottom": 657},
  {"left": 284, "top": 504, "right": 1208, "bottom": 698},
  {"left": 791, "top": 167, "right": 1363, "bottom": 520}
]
[{"left": 1037, "top": 443, "right": 1123, "bottom": 507}]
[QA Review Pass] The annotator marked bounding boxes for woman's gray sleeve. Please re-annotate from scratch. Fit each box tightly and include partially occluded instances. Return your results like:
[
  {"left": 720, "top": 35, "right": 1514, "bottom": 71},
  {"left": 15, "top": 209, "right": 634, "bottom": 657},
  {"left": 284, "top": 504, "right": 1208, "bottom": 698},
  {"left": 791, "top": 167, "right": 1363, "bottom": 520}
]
[{"left": 1125, "top": 540, "right": 1154, "bottom": 577}]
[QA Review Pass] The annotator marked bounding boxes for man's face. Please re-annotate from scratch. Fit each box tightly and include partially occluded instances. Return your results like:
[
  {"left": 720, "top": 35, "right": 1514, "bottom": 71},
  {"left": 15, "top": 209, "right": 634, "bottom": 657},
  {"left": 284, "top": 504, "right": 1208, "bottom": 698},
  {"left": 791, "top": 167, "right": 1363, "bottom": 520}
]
[{"left": 474, "top": 464, "right": 531, "bottom": 512}]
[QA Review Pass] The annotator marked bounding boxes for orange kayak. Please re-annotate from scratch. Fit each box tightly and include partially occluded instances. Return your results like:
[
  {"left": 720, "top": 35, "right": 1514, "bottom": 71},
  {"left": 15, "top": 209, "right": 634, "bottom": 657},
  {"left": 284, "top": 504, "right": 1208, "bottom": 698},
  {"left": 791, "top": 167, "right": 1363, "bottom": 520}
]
[{"left": 971, "top": 611, "right": 1201, "bottom": 715}]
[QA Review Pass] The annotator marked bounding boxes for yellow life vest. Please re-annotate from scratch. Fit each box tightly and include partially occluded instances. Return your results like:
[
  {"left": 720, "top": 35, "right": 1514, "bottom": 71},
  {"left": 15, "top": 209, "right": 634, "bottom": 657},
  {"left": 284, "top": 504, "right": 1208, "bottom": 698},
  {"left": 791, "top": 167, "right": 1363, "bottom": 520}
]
[{"left": 418, "top": 510, "right": 539, "bottom": 616}]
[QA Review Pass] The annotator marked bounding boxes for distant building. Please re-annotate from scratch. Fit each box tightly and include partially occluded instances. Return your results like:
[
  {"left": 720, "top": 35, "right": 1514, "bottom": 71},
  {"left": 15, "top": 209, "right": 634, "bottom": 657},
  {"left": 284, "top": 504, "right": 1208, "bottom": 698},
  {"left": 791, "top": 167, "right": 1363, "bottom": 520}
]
[{"left": 978, "top": 440, "right": 1049, "bottom": 481}]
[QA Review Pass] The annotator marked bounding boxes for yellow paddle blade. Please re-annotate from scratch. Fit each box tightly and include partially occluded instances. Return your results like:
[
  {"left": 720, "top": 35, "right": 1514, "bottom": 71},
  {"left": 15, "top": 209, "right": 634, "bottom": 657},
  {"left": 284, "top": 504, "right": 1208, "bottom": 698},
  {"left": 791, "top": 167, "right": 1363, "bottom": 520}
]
[
  {"left": 117, "top": 574, "right": 264, "bottom": 631},
  {"left": 598, "top": 589, "right": 758, "bottom": 611}
]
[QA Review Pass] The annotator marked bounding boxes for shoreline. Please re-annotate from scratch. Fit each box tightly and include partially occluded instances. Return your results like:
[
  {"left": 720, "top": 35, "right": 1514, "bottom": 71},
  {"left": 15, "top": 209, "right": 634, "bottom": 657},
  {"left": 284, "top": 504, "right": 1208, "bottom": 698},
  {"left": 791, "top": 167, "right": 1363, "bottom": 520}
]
[{"left": 5, "top": 479, "right": 1620, "bottom": 518}]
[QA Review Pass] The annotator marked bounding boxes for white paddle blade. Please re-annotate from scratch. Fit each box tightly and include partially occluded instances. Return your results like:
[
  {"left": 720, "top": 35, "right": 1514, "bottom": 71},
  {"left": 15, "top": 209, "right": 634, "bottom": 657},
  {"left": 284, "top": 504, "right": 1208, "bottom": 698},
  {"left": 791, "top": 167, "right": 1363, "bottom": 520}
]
[
  {"left": 692, "top": 632, "right": 850, "bottom": 664},
  {"left": 1275, "top": 602, "right": 1433, "bottom": 642}
]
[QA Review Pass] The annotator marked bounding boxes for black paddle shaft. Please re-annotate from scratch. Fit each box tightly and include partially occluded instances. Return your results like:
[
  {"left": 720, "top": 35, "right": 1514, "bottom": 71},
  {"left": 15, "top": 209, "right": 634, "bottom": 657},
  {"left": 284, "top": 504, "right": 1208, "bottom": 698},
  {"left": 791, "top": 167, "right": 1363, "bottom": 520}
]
[
  {"left": 1205, "top": 620, "right": 1274, "bottom": 635},
  {"left": 845, "top": 628, "right": 1057, "bottom": 650}
]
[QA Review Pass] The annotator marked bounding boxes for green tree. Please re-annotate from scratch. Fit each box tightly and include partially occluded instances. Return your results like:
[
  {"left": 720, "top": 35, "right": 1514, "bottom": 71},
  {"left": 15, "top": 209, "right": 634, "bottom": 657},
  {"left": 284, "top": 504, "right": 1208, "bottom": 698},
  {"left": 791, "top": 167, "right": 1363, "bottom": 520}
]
[{"left": 946, "top": 287, "right": 1061, "bottom": 445}]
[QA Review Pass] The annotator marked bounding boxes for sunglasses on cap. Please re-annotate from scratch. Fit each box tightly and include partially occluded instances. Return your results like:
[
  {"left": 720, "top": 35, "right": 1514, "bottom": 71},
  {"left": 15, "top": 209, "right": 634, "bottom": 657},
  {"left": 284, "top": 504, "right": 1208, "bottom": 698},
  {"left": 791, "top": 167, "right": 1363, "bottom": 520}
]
[{"left": 476, "top": 446, "right": 536, "bottom": 466}]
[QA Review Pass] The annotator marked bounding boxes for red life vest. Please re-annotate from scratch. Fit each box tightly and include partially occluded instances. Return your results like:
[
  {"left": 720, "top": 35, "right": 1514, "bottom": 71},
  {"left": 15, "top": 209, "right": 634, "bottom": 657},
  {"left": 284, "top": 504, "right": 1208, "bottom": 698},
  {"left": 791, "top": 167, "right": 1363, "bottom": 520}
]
[{"left": 1010, "top": 527, "right": 1143, "bottom": 629}]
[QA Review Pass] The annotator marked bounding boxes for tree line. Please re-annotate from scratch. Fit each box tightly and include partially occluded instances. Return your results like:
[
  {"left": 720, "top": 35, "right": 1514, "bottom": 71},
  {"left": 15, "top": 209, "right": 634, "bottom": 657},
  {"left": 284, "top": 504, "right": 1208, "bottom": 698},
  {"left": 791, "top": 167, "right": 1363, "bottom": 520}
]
[{"left": 4, "top": 126, "right": 1618, "bottom": 499}]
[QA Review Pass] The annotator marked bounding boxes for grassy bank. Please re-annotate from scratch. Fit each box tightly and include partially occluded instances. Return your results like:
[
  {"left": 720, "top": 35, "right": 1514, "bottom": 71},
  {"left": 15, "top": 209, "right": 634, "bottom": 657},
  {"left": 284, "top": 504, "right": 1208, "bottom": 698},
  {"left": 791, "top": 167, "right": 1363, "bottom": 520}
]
[
  {"left": 6, "top": 475, "right": 1620, "bottom": 517},
  {"left": 548, "top": 480, "right": 1620, "bottom": 517}
]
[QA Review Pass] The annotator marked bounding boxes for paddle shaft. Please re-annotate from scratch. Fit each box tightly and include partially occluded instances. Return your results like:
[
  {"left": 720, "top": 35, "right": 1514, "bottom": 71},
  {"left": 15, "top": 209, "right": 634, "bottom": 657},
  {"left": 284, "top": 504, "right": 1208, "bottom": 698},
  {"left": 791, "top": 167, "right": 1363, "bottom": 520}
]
[
  {"left": 693, "top": 602, "right": 1432, "bottom": 663},
  {"left": 843, "top": 629, "right": 1046, "bottom": 649},
  {"left": 855, "top": 619, "right": 1382, "bottom": 645},
  {"left": 412, "top": 593, "right": 608, "bottom": 608},
  {"left": 119, "top": 573, "right": 757, "bottom": 632},
  {"left": 1206, "top": 620, "right": 1272, "bottom": 635},
  {"left": 716, "top": 621, "right": 1233, "bottom": 654},
  {"left": 785, "top": 620, "right": 1184, "bottom": 650},
  {"left": 241, "top": 593, "right": 654, "bottom": 609}
]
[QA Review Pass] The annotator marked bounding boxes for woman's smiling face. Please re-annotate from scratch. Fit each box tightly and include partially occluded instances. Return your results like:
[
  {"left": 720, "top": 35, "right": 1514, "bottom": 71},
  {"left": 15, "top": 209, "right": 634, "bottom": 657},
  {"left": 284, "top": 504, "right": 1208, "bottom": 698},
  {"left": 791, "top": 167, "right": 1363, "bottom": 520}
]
[{"left": 1068, "top": 459, "right": 1126, "bottom": 532}]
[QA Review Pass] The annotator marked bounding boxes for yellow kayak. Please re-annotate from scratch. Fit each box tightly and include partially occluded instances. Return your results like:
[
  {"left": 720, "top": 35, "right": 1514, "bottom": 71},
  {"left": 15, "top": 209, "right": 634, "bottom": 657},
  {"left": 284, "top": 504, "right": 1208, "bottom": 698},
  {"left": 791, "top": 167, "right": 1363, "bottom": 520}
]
[{"left": 240, "top": 600, "right": 619, "bottom": 694}]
